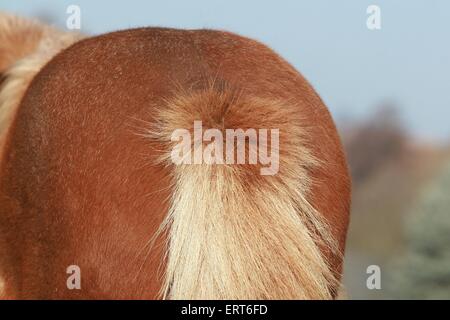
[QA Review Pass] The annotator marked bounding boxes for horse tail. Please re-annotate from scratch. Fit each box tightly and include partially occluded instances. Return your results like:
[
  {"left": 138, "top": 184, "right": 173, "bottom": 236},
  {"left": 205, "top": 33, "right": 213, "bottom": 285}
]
[{"left": 149, "top": 82, "right": 339, "bottom": 299}]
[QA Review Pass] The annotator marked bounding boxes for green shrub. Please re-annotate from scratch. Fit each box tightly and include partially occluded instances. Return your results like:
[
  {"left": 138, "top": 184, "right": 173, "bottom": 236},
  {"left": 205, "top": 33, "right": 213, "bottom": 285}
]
[{"left": 387, "top": 161, "right": 450, "bottom": 299}]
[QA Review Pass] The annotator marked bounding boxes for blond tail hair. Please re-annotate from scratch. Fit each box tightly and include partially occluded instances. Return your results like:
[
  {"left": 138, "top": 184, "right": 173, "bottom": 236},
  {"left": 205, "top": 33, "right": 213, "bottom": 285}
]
[{"left": 147, "top": 82, "right": 338, "bottom": 299}]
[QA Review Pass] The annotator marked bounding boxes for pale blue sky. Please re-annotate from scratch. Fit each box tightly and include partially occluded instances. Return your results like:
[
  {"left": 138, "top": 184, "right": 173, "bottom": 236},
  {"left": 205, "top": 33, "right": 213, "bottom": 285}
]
[{"left": 2, "top": 0, "right": 449, "bottom": 140}]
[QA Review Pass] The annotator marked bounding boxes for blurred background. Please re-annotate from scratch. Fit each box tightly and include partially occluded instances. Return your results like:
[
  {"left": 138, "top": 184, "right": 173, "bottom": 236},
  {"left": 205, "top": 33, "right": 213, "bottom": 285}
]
[{"left": 1, "top": 0, "right": 449, "bottom": 299}]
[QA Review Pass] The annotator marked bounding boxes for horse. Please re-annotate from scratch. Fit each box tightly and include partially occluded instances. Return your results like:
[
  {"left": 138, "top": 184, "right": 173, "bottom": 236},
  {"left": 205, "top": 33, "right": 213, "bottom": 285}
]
[{"left": 0, "top": 13, "right": 351, "bottom": 299}]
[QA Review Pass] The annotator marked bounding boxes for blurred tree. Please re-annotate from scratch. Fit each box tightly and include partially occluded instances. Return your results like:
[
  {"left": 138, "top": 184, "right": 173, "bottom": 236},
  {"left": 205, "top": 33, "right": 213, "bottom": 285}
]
[
  {"left": 387, "top": 161, "right": 450, "bottom": 299},
  {"left": 342, "top": 104, "right": 408, "bottom": 185}
]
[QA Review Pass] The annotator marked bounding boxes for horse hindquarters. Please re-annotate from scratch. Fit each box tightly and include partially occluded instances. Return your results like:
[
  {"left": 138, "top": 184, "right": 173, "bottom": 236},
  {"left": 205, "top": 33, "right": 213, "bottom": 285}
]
[{"left": 0, "top": 27, "right": 350, "bottom": 299}]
